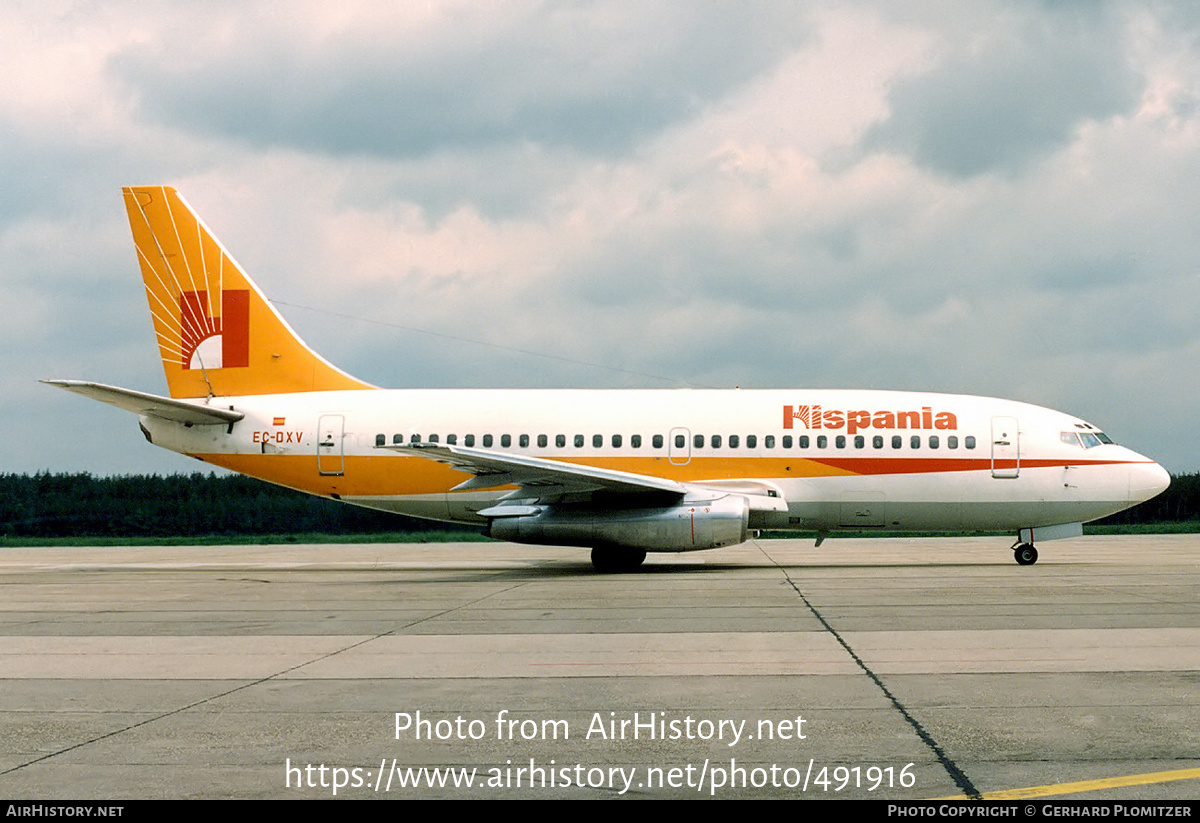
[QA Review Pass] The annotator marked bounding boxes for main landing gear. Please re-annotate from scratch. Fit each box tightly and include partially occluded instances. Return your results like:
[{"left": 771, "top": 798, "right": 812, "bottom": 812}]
[
  {"left": 1012, "top": 542, "right": 1038, "bottom": 566},
  {"left": 591, "top": 547, "right": 647, "bottom": 573}
]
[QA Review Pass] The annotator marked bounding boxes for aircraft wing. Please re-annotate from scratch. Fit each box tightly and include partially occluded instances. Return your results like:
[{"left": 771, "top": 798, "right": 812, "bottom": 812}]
[
  {"left": 380, "top": 443, "right": 685, "bottom": 497},
  {"left": 42, "top": 380, "right": 245, "bottom": 426}
]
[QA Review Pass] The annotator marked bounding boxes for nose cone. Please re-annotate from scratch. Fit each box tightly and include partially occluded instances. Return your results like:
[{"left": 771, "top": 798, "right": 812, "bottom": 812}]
[{"left": 1129, "top": 460, "right": 1170, "bottom": 503}]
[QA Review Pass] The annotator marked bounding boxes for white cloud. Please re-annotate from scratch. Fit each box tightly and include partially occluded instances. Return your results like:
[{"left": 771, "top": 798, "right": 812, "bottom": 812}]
[{"left": 3, "top": 0, "right": 1199, "bottom": 474}]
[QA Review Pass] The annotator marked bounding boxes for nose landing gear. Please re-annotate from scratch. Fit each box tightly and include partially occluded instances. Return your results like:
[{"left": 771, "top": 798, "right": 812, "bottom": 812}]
[
  {"left": 1012, "top": 542, "right": 1038, "bottom": 566},
  {"left": 1009, "top": 523, "right": 1083, "bottom": 565}
]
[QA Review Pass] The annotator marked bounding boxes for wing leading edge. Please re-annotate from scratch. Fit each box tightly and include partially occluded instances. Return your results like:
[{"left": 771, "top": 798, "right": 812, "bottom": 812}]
[
  {"left": 384, "top": 442, "right": 755, "bottom": 559},
  {"left": 380, "top": 442, "right": 685, "bottom": 496},
  {"left": 381, "top": 442, "right": 788, "bottom": 516}
]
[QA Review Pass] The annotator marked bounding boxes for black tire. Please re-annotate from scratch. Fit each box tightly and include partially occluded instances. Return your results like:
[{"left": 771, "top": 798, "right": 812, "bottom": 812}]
[
  {"left": 591, "top": 547, "right": 647, "bottom": 573},
  {"left": 1014, "top": 544, "right": 1038, "bottom": 566}
]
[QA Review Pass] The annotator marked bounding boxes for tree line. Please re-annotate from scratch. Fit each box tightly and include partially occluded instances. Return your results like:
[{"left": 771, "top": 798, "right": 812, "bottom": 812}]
[
  {"left": 1, "top": 471, "right": 1196, "bottom": 539},
  {"left": 0, "top": 472, "right": 451, "bottom": 538}
]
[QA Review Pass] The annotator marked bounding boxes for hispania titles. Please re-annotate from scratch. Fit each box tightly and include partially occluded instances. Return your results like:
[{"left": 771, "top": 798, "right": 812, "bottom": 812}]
[{"left": 783, "top": 405, "right": 958, "bottom": 436}]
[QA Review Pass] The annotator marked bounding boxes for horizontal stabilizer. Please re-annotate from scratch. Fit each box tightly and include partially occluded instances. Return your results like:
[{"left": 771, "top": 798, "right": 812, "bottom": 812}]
[{"left": 42, "top": 380, "right": 244, "bottom": 425}]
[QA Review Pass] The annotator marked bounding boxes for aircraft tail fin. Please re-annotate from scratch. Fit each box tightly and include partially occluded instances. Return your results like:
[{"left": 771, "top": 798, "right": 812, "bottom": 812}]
[{"left": 122, "top": 186, "right": 373, "bottom": 398}]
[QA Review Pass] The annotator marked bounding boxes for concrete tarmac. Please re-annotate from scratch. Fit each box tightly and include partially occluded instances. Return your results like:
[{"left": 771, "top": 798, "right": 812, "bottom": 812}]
[{"left": 0, "top": 535, "right": 1198, "bottom": 800}]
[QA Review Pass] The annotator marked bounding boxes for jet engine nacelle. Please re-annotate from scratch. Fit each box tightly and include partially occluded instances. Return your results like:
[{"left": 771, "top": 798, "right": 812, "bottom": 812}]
[{"left": 487, "top": 494, "right": 749, "bottom": 552}]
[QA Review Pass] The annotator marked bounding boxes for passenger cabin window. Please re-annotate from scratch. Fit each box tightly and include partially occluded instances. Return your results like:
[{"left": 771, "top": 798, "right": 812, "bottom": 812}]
[
  {"left": 783, "top": 436, "right": 793, "bottom": 449},
  {"left": 892, "top": 436, "right": 902, "bottom": 449},
  {"left": 375, "top": 434, "right": 385, "bottom": 447},
  {"left": 447, "top": 434, "right": 457, "bottom": 445},
  {"left": 929, "top": 435, "right": 939, "bottom": 449},
  {"left": 393, "top": 434, "right": 404, "bottom": 444},
  {"left": 873, "top": 436, "right": 883, "bottom": 449},
  {"left": 798, "top": 436, "right": 809, "bottom": 448},
  {"left": 410, "top": 433, "right": 421, "bottom": 443},
  {"left": 946, "top": 436, "right": 957, "bottom": 449},
  {"left": 654, "top": 434, "right": 665, "bottom": 449},
  {"left": 593, "top": 434, "right": 602, "bottom": 448},
  {"left": 817, "top": 436, "right": 827, "bottom": 449},
  {"left": 575, "top": 435, "right": 584, "bottom": 448},
  {"left": 965, "top": 436, "right": 976, "bottom": 449},
  {"left": 483, "top": 434, "right": 494, "bottom": 447},
  {"left": 631, "top": 435, "right": 642, "bottom": 448},
  {"left": 612, "top": 434, "right": 622, "bottom": 448},
  {"left": 465, "top": 434, "right": 475, "bottom": 447},
  {"left": 765, "top": 435, "right": 775, "bottom": 448},
  {"left": 556, "top": 435, "right": 566, "bottom": 448},
  {"left": 854, "top": 435, "right": 865, "bottom": 449},
  {"left": 746, "top": 435, "right": 756, "bottom": 448},
  {"left": 694, "top": 434, "right": 704, "bottom": 449},
  {"left": 729, "top": 435, "right": 739, "bottom": 448},
  {"left": 910, "top": 435, "right": 920, "bottom": 449},
  {"left": 675, "top": 434, "right": 685, "bottom": 448},
  {"left": 836, "top": 436, "right": 846, "bottom": 449},
  {"left": 429, "top": 434, "right": 439, "bottom": 443},
  {"left": 537, "top": 434, "right": 547, "bottom": 448},
  {"left": 711, "top": 435, "right": 722, "bottom": 448}
]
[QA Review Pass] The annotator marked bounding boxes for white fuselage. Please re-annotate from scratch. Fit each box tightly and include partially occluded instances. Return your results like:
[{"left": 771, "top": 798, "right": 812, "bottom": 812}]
[{"left": 139, "top": 388, "right": 1168, "bottom": 538}]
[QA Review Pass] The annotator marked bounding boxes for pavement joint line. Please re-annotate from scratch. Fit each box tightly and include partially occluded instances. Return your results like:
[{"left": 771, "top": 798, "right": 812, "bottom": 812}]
[
  {"left": 753, "top": 538, "right": 983, "bottom": 800},
  {"left": 0, "top": 576, "right": 529, "bottom": 777}
]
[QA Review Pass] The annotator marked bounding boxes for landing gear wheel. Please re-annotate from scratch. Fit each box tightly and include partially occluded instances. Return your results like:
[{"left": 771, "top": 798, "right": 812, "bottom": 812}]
[
  {"left": 1014, "top": 544, "right": 1038, "bottom": 566},
  {"left": 591, "top": 547, "right": 647, "bottom": 573}
]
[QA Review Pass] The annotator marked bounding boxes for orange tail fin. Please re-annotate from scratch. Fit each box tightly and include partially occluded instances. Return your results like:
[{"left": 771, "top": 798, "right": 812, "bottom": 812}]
[{"left": 123, "top": 186, "right": 373, "bottom": 398}]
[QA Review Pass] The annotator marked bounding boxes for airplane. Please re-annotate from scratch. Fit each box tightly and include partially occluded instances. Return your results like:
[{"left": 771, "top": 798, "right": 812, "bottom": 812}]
[{"left": 45, "top": 186, "right": 1171, "bottom": 572}]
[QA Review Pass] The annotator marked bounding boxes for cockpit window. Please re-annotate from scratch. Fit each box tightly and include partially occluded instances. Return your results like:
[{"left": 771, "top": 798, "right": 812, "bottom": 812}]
[
  {"left": 1071, "top": 421, "right": 1116, "bottom": 446},
  {"left": 1062, "top": 430, "right": 1109, "bottom": 449}
]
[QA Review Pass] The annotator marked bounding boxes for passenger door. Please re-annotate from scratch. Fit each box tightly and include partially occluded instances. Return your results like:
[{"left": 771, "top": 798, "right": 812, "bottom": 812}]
[
  {"left": 991, "top": 416, "right": 1019, "bottom": 479},
  {"left": 317, "top": 414, "right": 345, "bottom": 476}
]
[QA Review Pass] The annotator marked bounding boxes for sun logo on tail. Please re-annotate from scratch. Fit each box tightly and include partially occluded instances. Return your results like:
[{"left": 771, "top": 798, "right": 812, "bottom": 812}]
[{"left": 180, "top": 289, "right": 249, "bottom": 370}]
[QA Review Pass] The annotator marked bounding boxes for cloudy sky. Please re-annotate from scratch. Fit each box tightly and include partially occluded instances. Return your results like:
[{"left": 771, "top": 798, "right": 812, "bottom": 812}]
[{"left": 5, "top": 0, "right": 1198, "bottom": 475}]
